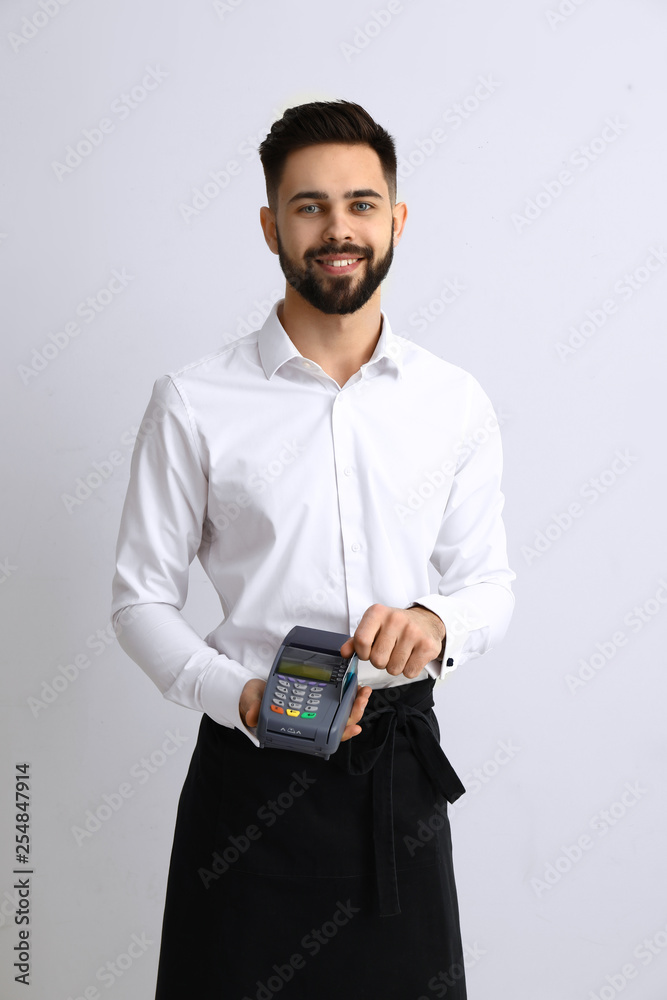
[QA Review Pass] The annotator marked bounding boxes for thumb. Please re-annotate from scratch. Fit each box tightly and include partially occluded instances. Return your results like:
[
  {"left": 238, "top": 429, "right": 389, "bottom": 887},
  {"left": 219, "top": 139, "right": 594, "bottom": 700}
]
[
  {"left": 245, "top": 692, "right": 264, "bottom": 728},
  {"left": 240, "top": 679, "right": 266, "bottom": 728},
  {"left": 340, "top": 637, "right": 355, "bottom": 658}
]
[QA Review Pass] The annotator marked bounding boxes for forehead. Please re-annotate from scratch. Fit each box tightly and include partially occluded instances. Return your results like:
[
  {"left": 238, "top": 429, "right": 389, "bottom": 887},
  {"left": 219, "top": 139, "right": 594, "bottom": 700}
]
[{"left": 277, "top": 142, "right": 388, "bottom": 203}]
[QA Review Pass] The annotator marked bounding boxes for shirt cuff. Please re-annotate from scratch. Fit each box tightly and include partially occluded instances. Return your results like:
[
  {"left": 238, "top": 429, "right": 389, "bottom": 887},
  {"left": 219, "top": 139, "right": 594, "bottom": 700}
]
[
  {"left": 409, "top": 594, "right": 488, "bottom": 675},
  {"left": 195, "top": 656, "right": 261, "bottom": 747},
  {"left": 112, "top": 603, "right": 261, "bottom": 747}
]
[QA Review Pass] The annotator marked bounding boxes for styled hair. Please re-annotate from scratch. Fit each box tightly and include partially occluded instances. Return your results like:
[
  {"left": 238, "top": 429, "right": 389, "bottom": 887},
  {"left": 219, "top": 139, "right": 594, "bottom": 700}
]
[{"left": 258, "top": 99, "right": 397, "bottom": 209}]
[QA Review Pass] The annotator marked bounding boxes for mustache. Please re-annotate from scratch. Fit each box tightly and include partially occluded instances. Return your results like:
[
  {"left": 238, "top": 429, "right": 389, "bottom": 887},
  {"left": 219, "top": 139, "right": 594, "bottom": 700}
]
[{"left": 304, "top": 244, "right": 371, "bottom": 261}]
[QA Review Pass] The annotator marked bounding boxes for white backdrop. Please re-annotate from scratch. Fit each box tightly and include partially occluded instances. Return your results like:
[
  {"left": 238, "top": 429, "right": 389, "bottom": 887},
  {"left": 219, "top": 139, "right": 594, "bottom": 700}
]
[{"left": 2, "top": 1, "right": 666, "bottom": 998}]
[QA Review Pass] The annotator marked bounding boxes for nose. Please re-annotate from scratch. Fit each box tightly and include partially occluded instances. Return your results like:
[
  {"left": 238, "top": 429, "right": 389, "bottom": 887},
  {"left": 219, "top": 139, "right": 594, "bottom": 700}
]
[{"left": 321, "top": 207, "right": 353, "bottom": 244}]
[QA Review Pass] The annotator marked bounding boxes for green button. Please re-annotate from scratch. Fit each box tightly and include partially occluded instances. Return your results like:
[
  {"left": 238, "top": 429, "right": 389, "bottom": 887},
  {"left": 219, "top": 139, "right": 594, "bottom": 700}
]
[{"left": 302, "top": 711, "right": 317, "bottom": 718}]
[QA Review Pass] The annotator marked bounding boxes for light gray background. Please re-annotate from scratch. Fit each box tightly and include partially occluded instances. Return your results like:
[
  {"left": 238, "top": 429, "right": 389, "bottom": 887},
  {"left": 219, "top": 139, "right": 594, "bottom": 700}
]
[{"left": 2, "top": 1, "right": 666, "bottom": 998}]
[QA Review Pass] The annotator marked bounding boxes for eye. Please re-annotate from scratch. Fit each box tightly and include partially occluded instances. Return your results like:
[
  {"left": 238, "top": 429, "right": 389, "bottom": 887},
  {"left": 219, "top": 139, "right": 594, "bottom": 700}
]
[
  {"left": 354, "top": 202, "right": 373, "bottom": 212},
  {"left": 298, "top": 204, "right": 321, "bottom": 214}
]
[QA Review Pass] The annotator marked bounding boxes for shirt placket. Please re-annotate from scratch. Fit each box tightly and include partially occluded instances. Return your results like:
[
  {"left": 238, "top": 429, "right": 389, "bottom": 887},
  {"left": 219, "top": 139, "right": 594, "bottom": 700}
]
[{"left": 330, "top": 381, "right": 373, "bottom": 633}]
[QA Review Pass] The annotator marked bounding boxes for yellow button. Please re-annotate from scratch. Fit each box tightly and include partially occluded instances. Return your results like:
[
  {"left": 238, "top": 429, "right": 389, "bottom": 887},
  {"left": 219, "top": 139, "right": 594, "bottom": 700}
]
[{"left": 286, "top": 709, "right": 300, "bottom": 717}]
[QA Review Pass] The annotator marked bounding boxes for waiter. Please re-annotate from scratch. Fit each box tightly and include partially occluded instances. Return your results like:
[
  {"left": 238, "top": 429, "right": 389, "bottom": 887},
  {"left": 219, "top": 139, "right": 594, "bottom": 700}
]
[{"left": 111, "top": 99, "right": 515, "bottom": 999}]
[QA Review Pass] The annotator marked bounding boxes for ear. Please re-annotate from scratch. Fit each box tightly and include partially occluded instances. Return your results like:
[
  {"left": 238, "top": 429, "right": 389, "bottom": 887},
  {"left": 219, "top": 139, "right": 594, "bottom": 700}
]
[
  {"left": 391, "top": 201, "right": 408, "bottom": 247},
  {"left": 259, "top": 206, "right": 279, "bottom": 255}
]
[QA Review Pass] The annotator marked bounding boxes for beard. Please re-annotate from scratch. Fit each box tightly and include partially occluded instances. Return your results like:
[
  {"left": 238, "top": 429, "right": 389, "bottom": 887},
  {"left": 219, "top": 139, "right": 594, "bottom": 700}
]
[{"left": 275, "top": 221, "right": 395, "bottom": 315}]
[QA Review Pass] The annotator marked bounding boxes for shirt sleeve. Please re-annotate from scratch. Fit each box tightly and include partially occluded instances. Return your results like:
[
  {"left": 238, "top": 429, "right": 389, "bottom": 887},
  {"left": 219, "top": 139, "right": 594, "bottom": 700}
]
[
  {"left": 409, "top": 378, "right": 515, "bottom": 677},
  {"left": 111, "top": 374, "right": 260, "bottom": 746}
]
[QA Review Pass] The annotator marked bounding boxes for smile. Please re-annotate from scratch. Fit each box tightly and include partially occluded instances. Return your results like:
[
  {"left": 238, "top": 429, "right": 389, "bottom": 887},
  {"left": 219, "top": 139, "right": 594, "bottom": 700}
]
[{"left": 315, "top": 257, "right": 364, "bottom": 274}]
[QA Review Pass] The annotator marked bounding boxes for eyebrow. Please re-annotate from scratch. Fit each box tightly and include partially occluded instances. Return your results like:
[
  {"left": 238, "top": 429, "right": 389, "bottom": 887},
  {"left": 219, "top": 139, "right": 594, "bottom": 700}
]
[{"left": 286, "top": 188, "right": 384, "bottom": 205}]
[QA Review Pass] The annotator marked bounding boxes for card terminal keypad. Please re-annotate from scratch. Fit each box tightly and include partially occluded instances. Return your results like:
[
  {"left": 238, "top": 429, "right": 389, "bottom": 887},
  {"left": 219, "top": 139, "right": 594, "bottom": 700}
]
[{"left": 270, "top": 674, "right": 327, "bottom": 719}]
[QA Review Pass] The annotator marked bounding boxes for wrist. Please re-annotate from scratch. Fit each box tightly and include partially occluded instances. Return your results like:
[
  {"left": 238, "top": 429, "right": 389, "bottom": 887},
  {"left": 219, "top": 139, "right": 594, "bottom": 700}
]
[{"left": 407, "top": 604, "right": 446, "bottom": 645}]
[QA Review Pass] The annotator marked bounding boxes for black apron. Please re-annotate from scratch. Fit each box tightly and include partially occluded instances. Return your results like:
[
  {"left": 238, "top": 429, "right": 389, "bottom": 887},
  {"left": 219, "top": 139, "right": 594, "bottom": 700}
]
[{"left": 154, "top": 676, "right": 467, "bottom": 999}]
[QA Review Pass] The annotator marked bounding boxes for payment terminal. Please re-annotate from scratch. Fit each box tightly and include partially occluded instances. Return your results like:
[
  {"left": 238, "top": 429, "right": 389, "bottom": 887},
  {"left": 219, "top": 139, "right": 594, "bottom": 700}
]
[{"left": 257, "top": 626, "right": 359, "bottom": 759}]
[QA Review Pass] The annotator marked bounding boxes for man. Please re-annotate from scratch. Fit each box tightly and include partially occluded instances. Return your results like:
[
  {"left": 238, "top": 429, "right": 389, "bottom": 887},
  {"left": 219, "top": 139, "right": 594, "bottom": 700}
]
[{"left": 111, "top": 99, "right": 514, "bottom": 999}]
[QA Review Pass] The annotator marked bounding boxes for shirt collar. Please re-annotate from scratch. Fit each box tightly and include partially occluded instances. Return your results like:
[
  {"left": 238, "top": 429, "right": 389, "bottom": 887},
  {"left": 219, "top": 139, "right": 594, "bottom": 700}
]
[{"left": 257, "top": 299, "right": 404, "bottom": 381}]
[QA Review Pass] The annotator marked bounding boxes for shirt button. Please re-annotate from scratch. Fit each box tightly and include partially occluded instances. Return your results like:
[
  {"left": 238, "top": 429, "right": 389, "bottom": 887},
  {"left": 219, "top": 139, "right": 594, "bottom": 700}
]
[
  {"left": 302, "top": 361, "right": 312, "bottom": 368},
  {"left": 351, "top": 542, "right": 361, "bottom": 553},
  {"left": 344, "top": 466, "right": 353, "bottom": 476}
]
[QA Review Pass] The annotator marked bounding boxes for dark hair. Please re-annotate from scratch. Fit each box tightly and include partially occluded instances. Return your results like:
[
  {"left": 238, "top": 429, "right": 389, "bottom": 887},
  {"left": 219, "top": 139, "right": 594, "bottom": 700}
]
[{"left": 258, "top": 99, "right": 397, "bottom": 209}]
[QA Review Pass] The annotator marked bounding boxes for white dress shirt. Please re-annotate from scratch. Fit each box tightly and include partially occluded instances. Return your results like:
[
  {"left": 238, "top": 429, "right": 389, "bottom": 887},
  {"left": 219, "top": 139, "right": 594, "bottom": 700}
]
[{"left": 111, "top": 300, "right": 515, "bottom": 747}]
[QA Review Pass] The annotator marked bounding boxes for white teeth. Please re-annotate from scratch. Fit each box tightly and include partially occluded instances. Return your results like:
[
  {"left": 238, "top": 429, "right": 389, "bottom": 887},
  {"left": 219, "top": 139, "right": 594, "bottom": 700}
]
[{"left": 321, "top": 258, "right": 358, "bottom": 267}]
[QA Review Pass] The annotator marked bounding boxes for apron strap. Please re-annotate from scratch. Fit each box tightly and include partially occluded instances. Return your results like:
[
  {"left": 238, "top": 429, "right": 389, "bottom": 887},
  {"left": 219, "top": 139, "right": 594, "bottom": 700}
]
[{"left": 333, "top": 678, "right": 466, "bottom": 916}]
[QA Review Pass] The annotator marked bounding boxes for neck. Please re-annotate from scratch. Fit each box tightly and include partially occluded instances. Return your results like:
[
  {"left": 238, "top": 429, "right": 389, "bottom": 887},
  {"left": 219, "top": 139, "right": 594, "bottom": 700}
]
[{"left": 277, "top": 285, "right": 383, "bottom": 387}]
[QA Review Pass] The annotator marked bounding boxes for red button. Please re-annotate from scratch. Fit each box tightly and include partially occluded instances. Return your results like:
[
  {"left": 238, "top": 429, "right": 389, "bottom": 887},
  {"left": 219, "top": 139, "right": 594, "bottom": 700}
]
[{"left": 270, "top": 705, "right": 284, "bottom": 714}]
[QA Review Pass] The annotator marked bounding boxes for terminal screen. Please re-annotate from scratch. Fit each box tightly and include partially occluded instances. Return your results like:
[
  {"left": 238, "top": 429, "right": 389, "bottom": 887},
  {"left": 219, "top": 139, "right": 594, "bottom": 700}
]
[{"left": 278, "top": 646, "right": 342, "bottom": 683}]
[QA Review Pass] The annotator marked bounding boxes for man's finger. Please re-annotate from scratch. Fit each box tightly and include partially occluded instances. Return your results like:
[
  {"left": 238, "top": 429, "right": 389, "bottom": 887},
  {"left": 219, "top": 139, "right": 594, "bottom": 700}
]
[
  {"left": 350, "top": 686, "right": 372, "bottom": 722},
  {"left": 240, "top": 679, "right": 266, "bottom": 728},
  {"left": 347, "top": 604, "right": 387, "bottom": 661},
  {"left": 384, "top": 626, "right": 430, "bottom": 676},
  {"left": 245, "top": 696, "right": 263, "bottom": 727},
  {"left": 340, "top": 637, "right": 355, "bottom": 658},
  {"left": 340, "top": 686, "right": 372, "bottom": 742}
]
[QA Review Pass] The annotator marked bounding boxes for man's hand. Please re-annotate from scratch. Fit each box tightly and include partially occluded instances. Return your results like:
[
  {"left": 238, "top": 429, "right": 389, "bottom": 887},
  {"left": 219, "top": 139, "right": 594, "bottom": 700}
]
[
  {"left": 239, "top": 678, "right": 266, "bottom": 729},
  {"left": 239, "top": 678, "right": 372, "bottom": 741},
  {"left": 339, "top": 685, "right": 373, "bottom": 741},
  {"left": 340, "top": 604, "right": 445, "bottom": 679}
]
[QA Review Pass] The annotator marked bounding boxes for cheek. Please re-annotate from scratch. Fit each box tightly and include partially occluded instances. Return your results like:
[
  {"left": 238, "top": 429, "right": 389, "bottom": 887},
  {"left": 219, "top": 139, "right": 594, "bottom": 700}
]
[
  {"left": 283, "top": 225, "right": 318, "bottom": 258},
  {"left": 368, "top": 221, "right": 393, "bottom": 247}
]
